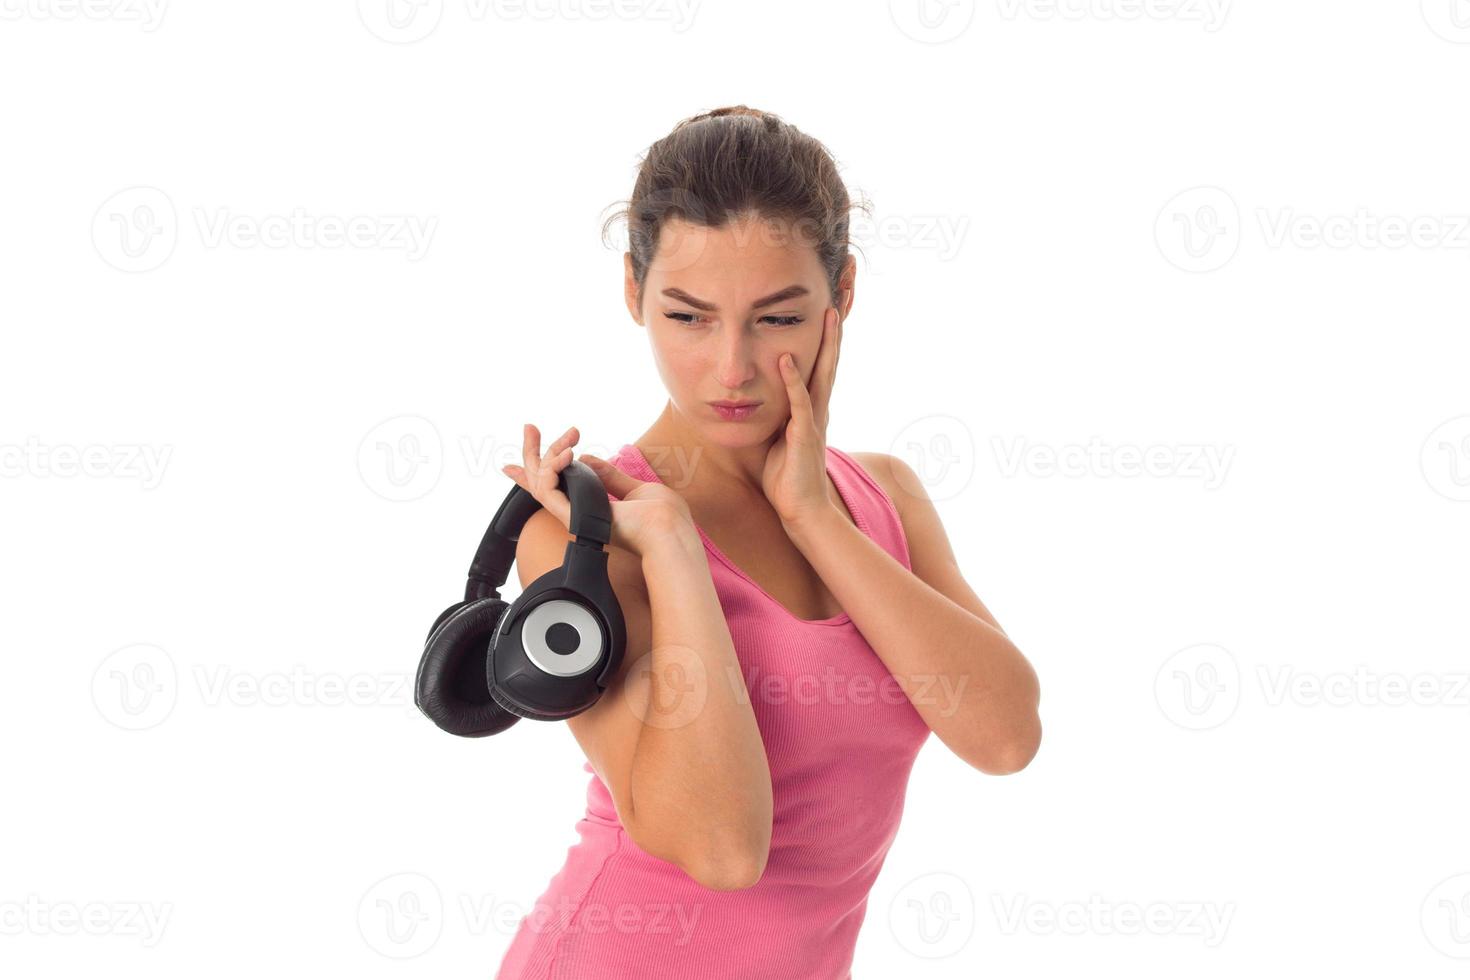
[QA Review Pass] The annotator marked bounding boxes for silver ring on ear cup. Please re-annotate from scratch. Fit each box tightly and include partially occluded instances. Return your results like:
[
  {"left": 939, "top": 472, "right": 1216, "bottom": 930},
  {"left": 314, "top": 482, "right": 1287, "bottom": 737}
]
[{"left": 519, "top": 599, "right": 606, "bottom": 678}]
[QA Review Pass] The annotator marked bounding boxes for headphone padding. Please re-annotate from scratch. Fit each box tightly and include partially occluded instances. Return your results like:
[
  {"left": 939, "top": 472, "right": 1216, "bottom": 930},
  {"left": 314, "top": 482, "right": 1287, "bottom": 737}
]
[{"left": 415, "top": 597, "right": 520, "bottom": 737}]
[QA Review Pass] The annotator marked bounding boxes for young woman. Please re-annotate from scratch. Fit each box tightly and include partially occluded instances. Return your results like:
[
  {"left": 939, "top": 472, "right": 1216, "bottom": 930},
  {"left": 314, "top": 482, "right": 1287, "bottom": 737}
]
[{"left": 493, "top": 105, "right": 1042, "bottom": 980}]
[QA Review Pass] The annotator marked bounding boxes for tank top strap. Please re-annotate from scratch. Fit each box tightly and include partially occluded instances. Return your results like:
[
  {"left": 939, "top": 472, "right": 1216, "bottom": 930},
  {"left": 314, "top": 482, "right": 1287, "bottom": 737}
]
[
  {"left": 824, "top": 446, "right": 913, "bottom": 572},
  {"left": 604, "top": 442, "right": 912, "bottom": 573}
]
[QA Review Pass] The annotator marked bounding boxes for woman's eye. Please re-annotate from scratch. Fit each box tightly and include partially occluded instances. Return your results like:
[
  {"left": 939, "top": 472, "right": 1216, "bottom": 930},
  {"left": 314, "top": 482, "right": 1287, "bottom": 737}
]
[{"left": 662, "top": 312, "right": 804, "bottom": 328}]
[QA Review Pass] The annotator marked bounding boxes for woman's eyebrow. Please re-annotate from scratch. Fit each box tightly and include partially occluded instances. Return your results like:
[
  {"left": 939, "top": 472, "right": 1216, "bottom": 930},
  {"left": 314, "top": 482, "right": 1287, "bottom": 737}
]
[{"left": 660, "top": 285, "right": 809, "bottom": 312}]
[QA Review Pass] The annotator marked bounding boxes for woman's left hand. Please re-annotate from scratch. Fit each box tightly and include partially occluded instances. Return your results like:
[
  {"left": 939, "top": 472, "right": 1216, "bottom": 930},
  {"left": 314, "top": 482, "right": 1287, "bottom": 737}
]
[{"left": 762, "top": 298, "right": 844, "bottom": 529}]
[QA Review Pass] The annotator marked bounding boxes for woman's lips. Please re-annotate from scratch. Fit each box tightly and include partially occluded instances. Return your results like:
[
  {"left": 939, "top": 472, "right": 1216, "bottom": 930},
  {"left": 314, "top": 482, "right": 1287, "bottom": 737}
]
[{"left": 710, "top": 402, "right": 761, "bottom": 421}]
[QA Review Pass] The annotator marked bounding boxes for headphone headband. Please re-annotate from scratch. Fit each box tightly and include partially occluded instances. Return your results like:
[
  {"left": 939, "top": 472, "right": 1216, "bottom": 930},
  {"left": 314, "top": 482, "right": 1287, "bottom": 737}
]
[{"left": 464, "top": 460, "right": 611, "bottom": 601}]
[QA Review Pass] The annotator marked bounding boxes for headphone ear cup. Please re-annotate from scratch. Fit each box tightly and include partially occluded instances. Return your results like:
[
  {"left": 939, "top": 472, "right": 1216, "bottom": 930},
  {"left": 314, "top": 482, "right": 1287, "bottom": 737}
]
[
  {"left": 425, "top": 599, "right": 471, "bottom": 647},
  {"left": 415, "top": 597, "right": 520, "bottom": 737},
  {"left": 489, "top": 682, "right": 546, "bottom": 722}
]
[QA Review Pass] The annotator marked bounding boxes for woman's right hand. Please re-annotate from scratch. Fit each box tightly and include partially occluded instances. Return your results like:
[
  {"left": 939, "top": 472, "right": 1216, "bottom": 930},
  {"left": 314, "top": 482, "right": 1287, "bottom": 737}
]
[{"left": 501, "top": 423, "right": 697, "bottom": 559}]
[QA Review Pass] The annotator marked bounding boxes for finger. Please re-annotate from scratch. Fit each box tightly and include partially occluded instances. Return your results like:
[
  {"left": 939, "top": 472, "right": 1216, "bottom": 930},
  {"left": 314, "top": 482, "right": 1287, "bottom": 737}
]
[
  {"left": 578, "top": 453, "right": 643, "bottom": 499},
  {"left": 535, "top": 447, "right": 574, "bottom": 495},
  {"left": 516, "top": 423, "right": 573, "bottom": 517},
  {"left": 808, "top": 307, "right": 839, "bottom": 433},
  {"left": 543, "top": 425, "right": 580, "bottom": 465},
  {"left": 521, "top": 422, "right": 540, "bottom": 478},
  {"left": 523, "top": 424, "right": 577, "bottom": 487},
  {"left": 779, "top": 351, "right": 814, "bottom": 434}
]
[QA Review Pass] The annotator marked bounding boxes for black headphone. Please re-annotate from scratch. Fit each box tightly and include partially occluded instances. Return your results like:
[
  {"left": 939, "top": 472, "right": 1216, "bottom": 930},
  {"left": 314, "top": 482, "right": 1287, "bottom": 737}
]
[{"left": 415, "top": 460, "right": 627, "bottom": 737}]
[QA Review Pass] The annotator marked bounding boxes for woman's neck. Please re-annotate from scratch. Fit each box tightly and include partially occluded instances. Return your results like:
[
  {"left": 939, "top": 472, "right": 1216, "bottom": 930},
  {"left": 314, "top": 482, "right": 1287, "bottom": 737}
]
[{"left": 636, "top": 400, "right": 778, "bottom": 499}]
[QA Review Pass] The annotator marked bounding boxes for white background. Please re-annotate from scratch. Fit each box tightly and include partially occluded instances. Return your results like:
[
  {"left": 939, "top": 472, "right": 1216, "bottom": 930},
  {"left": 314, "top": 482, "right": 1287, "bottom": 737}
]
[{"left": 2, "top": 1, "right": 1468, "bottom": 977}]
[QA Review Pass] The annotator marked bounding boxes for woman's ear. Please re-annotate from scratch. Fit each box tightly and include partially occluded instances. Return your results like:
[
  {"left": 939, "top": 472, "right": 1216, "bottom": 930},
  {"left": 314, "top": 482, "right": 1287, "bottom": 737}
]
[
  {"left": 837, "top": 255, "right": 856, "bottom": 321},
  {"left": 623, "top": 252, "right": 644, "bottom": 326}
]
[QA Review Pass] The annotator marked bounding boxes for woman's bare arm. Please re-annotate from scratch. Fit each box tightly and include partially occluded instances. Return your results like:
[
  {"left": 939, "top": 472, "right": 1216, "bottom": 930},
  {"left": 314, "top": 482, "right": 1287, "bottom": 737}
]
[{"left": 515, "top": 507, "right": 773, "bottom": 890}]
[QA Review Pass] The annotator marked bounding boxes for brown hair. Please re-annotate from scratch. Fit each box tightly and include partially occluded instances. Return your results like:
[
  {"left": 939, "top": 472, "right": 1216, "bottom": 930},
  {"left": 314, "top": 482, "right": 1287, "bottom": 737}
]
[{"left": 602, "top": 105, "right": 871, "bottom": 313}]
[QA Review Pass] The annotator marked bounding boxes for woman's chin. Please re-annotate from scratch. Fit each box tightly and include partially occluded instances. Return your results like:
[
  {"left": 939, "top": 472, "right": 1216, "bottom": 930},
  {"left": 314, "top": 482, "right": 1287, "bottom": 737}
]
[{"left": 699, "top": 419, "right": 779, "bottom": 448}]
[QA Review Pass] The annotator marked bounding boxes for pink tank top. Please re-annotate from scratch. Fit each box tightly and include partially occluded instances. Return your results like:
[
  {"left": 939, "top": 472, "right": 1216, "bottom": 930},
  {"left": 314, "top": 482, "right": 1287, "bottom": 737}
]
[{"left": 494, "top": 443, "right": 932, "bottom": 980}]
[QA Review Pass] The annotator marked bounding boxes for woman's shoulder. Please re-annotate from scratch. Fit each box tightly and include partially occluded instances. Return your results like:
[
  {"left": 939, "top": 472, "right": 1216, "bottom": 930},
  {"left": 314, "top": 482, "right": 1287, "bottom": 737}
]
[{"left": 833, "top": 448, "right": 920, "bottom": 514}]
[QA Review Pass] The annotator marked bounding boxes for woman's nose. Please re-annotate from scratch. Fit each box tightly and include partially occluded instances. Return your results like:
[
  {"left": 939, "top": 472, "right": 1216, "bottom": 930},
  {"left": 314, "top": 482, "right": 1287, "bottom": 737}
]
[{"left": 714, "top": 326, "right": 757, "bottom": 390}]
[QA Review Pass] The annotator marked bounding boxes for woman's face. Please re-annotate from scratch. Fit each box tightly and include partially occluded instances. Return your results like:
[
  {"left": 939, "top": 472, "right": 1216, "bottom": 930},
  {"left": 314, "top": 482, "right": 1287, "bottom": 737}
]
[{"left": 625, "top": 214, "right": 850, "bottom": 448}]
